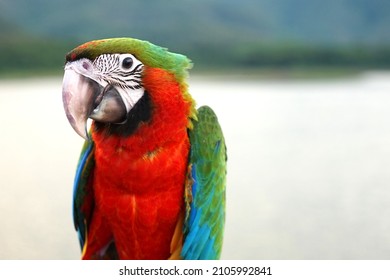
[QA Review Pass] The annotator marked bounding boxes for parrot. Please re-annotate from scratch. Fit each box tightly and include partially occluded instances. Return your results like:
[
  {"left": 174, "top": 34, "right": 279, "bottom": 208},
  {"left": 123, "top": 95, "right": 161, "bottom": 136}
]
[{"left": 61, "top": 38, "right": 227, "bottom": 260}]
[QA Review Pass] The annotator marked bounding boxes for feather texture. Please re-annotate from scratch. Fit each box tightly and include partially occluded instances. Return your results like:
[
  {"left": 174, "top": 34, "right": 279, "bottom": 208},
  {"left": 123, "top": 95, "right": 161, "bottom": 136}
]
[
  {"left": 72, "top": 106, "right": 227, "bottom": 259},
  {"left": 182, "top": 106, "right": 227, "bottom": 259}
]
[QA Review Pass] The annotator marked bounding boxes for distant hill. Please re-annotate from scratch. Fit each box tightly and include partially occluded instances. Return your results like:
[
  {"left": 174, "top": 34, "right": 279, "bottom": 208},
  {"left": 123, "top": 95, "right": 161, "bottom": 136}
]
[
  {"left": 0, "top": 17, "right": 75, "bottom": 74},
  {"left": 1, "top": 0, "right": 390, "bottom": 73},
  {"left": 2, "top": 0, "right": 390, "bottom": 46}
]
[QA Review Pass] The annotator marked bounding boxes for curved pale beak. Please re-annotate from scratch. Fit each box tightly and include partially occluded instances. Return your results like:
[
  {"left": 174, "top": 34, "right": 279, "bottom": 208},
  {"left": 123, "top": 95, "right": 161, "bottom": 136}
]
[{"left": 62, "top": 61, "right": 126, "bottom": 139}]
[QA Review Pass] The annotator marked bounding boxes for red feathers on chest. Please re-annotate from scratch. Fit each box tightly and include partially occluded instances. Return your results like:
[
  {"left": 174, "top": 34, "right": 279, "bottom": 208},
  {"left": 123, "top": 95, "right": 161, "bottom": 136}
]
[{"left": 87, "top": 68, "right": 192, "bottom": 259}]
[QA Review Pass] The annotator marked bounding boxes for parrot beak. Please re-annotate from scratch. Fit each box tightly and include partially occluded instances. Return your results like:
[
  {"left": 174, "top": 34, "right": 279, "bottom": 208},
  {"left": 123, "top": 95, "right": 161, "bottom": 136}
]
[{"left": 62, "top": 60, "right": 127, "bottom": 139}]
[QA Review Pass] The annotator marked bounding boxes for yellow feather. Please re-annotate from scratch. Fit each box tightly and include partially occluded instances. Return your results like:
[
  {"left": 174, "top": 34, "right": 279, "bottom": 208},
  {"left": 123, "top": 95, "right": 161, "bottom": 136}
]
[{"left": 168, "top": 211, "right": 184, "bottom": 260}]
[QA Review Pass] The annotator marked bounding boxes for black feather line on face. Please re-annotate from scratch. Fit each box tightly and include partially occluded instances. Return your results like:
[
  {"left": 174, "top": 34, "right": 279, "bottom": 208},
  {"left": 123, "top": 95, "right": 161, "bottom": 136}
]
[{"left": 93, "top": 90, "right": 152, "bottom": 137}]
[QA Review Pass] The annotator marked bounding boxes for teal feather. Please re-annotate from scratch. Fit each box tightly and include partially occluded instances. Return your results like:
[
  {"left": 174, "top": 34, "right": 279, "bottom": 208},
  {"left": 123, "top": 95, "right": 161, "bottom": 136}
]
[{"left": 73, "top": 134, "right": 95, "bottom": 249}]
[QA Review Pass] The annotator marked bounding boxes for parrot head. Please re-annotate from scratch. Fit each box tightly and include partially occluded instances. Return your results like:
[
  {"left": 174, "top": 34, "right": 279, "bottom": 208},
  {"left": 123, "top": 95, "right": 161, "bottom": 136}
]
[{"left": 62, "top": 38, "right": 194, "bottom": 139}]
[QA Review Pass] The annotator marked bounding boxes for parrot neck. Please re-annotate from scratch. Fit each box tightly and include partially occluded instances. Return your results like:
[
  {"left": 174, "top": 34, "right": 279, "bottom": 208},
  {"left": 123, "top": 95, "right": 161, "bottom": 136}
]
[{"left": 91, "top": 67, "right": 195, "bottom": 160}]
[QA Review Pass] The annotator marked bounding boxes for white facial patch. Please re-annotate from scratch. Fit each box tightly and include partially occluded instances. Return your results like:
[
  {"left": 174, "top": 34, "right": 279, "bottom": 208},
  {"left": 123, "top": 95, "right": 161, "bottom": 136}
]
[
  {"left": 92, "top": 53, "right": 145, "bottom": 113},
  {"left": 115, "top": 86, "right": 144, "bottom": 113}
]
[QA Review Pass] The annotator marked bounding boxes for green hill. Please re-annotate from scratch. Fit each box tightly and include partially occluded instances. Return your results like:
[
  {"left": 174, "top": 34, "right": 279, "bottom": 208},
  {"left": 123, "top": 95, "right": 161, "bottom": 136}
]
[
  {"left": 1, "top": 0, "right": 390, "bottom": 74},
  {"left": 2, "top": 0, "right": 390, "bottom": 45},
  {"left": 0, "top": 18, "right": 75, "bottom": 75}
]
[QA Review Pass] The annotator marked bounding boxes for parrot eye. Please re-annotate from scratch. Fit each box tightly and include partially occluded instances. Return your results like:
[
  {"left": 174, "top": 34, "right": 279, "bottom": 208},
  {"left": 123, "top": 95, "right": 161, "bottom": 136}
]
[{"left": 121, "top": 57, "right": 133, "bottom": 69}]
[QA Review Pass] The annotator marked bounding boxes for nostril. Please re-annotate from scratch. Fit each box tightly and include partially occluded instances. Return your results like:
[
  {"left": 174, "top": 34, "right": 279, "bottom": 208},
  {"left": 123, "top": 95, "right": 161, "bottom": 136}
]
[{"left": 82, "top": 61, "right": 90, "bottom": 70}]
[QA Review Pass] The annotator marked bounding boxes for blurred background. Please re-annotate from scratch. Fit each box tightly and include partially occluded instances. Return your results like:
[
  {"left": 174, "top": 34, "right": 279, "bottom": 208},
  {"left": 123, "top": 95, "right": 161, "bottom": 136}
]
[
  {"left": 1, "top": 0, "right": 390, "bottom": 75},
  {"left": 1, "top": 0, "right": 390, "bottom": 259}
]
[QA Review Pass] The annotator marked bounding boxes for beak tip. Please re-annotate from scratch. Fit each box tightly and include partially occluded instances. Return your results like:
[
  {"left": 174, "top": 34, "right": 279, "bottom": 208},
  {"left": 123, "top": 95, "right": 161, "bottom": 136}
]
[
  {"left": 65, "top": 111, "right": 88, "bottom": 140},
  {"left": 77, "top": 124, "right": 89, "bottom": 140},
  {"left": 83, "top": 128, "right": 91, "bottom": 141}
]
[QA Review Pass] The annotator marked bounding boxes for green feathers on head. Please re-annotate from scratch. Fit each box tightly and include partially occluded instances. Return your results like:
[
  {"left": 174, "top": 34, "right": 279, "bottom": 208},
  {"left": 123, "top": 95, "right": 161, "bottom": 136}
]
[{"left": 66, "top": 37, "right": 192, "bottom": 85}]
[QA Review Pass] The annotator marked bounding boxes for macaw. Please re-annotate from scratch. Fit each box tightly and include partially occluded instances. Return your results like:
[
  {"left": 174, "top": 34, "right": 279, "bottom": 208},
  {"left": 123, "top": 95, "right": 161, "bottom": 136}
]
[{"left": 61, "top": 38, "right": 226, "bottom": 260}]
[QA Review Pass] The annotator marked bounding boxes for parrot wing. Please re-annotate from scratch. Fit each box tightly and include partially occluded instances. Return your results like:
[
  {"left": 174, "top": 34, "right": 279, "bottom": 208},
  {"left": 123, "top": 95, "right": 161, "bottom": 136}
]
[
  {"left": 73, "top": 135, "right": 95, "bottom": 250},
  {"left": 181, "top": 106, "right": 227, "bottom": 259}
]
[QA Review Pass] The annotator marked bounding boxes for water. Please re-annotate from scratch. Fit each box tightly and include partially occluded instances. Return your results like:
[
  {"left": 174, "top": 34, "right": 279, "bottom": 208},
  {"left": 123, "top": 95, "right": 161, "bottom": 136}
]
[{"left": 1, "top": 72, "right": 390, "bottom": 259}]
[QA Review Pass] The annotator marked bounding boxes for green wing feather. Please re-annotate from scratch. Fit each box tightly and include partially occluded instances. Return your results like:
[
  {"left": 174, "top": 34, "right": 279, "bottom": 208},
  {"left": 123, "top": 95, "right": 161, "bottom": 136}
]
[{"left": 181, "top": 106, "right": 227, "bottom": 259}]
